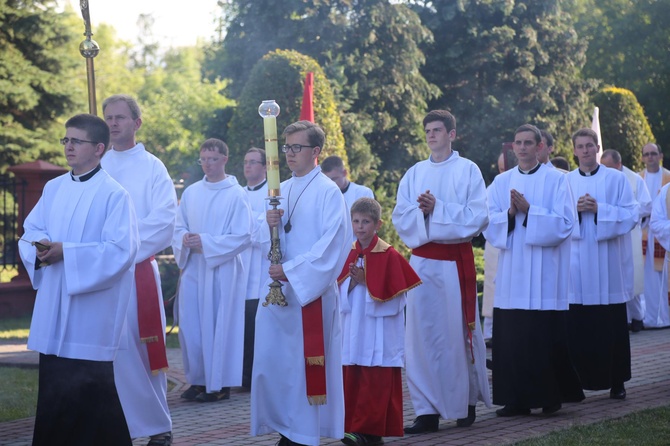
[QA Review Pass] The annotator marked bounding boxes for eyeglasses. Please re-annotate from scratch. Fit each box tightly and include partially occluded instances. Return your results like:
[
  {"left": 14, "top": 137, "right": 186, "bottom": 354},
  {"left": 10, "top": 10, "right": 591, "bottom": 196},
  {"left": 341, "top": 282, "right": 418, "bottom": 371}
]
[
  {"left": 243, "top": 160, "right": 264, "bottom": 166},
  {"left": 60, "top": 137, "right": 98, "bottom": 146},
  {"left": 642, "top": 152, "right": 659, "bottom": 157},
  {"left": 281, "top": 144, "right": 315, "bottom": 154},
  {"left": 197, "top": 157, "right": 221, "bottom": 165}
]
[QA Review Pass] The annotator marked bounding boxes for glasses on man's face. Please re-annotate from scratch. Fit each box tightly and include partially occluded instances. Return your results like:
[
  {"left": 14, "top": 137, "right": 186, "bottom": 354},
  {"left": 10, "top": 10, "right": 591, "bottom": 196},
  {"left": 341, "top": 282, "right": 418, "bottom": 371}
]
[
  {"left": 60, "top": 137, "right": 98, "bottom": 146},
  {"left": 197, "top": 157, "right": 221, "bottom": 165},
  {"left": 281, "top": 144, "right": 315, "bottom": 154},
  {"left": 642, "top": 152, "right": 659, "bottom": 157},
  {"left": 243, "top": 160, "right": 264, "bottom": 166}
]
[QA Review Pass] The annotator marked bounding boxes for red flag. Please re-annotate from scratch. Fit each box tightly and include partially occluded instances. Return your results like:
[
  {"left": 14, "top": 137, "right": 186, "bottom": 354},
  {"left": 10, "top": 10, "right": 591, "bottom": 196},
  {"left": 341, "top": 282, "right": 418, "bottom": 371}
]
[{"left": 300, "top": 72, "right": 314, "bottom": 123}]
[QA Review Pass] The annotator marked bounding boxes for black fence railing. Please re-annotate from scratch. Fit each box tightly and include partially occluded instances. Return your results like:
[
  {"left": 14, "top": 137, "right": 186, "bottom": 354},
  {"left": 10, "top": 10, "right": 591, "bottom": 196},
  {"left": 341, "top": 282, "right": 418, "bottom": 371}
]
[{"left": 0, "top": 175, "right": 25, "bottom": 272}]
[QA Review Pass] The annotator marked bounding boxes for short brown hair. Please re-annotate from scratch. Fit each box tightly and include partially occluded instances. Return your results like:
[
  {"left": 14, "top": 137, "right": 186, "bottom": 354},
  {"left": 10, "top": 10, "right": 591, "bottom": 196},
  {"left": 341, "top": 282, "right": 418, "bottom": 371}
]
[
  {"left": 350, "top": 197, "right": 382, "bottom": 222},
  {"left": 282, "top": 120, "right": 325, "bottom": 150},
  {"left": 102, "top": 94, "right": 142, "bottom": 120},
  {"left": 246, "top": 147, "right": 266, "bottom": 165},
  {"left": 200, "top": 138, "right": 229, "bottom": 156},
  {"left": 423, "top": 110, "right": 456, "bottom": 132},
  {"left": 571, "top": 128, "right": 598, "bottom": 146}
]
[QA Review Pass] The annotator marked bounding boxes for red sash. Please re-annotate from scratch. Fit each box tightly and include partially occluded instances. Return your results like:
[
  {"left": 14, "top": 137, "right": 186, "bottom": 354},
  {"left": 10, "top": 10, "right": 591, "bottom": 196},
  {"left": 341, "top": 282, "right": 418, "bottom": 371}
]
[
  {"left": 412, "top": 242, "right": 477, "bottom": 362},
  {"left": 302, "top": 298, "right": 326, "bottom": 405},
  {"left": 135, "top": 256, "right": 169, "bottom": 374}
]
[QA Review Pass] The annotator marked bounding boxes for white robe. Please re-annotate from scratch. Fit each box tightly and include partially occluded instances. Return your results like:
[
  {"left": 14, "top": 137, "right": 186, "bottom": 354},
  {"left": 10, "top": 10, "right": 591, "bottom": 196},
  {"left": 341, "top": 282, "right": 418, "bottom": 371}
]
[
  {"left": 567, "top": 166, "right": 638, "bottom": 305},
  {"left": 648, "top": 183, "right": 670, "bottom": 327},
  {"left": 251, "top": 166, "right": 352, "bottom": 446},
  {"left": 484, "top": 164, "right": 575, "bottom": 310},
  {"left": 392, "top": 151, "right": 491, "bottom": 420},
  {"left": 102, "top": 143, "right": 177, "bottom": 437},
  {"left": 172, "top": 175, "right": 252, "bottom": 391},
  {"left": 339, "top": 257, "right": 406, "bottom": 368},
  {"left": 20, "top": 170, "right": 139, "bottom": 361},
  {"left": 241, "top": 182, "right": 270, "bottom": 300}
]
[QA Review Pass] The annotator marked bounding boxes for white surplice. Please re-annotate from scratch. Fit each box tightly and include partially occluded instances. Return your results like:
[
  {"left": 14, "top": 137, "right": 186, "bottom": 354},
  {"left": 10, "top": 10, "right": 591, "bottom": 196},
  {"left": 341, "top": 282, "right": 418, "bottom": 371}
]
[
  {"left": 251, "top": 166, "right": 352, "bottom": 446},
  {"left": 102, "top": 143, "right": 177, "bottom": 437},
  {"left": 392, "top": 151, "right": 491, "bottom": 420},
  {"left": 484, "top": 164, "right": 575, "bottom": 310},
  {"left": 567, "top": 166, "right": 638, "bottom": 305},
  {"left": 20, "top": 171, "right": 139, "bottom": 361},
  {"left": 648, "top": 183, "right": 670, "bottom": 327},
  {"left": 339, "top": 257, "right": 406, "bottom": 368},
  {"left": 172, "top": 175, "right": 252, "bottom": 392}
]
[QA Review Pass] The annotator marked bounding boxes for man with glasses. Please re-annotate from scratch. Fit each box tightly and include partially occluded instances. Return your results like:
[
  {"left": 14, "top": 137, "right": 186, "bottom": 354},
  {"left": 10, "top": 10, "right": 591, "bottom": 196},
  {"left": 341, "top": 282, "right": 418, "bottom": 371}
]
[
  {"left": 639, "top": 143, "right": 670, "bottom": 328},
  {"left": 19, "top": 114, "right": 139, "bottom": 445},
  {"left": 251, "top": 121, "right": 351, "bottom": 446},
  {"left": 240, "top": 147, "right": 268, "bottom": 389},
  {"left": 567, "top": 128, "right": 637, "bottom": 401},
  {"left": 101, "top": 94, "right": 177, "bottom": 446},
  {"left": 172, "top": 138, "right": 252, "bottom": 403}
]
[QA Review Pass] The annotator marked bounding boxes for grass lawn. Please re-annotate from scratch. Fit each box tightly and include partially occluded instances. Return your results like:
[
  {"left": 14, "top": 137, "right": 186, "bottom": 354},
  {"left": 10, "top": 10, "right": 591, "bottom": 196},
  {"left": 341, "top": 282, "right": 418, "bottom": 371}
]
[
  {"left": 516, "top": 405, "right": 670, "bottom": 445},
  {"left": 0, "top": 367, "right": 38, "bottom": 422}
]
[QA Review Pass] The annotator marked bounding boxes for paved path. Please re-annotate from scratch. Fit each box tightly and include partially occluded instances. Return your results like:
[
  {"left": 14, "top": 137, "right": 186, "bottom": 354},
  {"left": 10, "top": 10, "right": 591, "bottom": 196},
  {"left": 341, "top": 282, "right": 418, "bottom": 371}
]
[{"left": 1, "top": 329, "right": 669, "bottom": 446}]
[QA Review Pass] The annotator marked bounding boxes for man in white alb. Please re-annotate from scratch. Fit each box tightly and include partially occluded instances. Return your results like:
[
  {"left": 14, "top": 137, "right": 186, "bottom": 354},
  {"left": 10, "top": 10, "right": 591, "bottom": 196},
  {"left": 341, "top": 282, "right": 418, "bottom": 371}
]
[
  {"left": 393, "top": 109, "right": 491, "bottom": 433},
  {"left": 251, "top": 121, "right": 351, "bottom": 446},
  {"left": 601, "top": 149, "right": 652, "bottom": 332},
  {"left": 102, "top": 94, "right": 177, "bottom": 446},
  {"left": 639, "top": 142, "right": 670, "bottom": 328}
]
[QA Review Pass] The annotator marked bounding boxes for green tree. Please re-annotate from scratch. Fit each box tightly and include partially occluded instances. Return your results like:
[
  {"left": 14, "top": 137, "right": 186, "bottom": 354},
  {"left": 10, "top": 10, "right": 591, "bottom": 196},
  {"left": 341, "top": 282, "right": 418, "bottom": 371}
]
[
  {"left": 593, "top": 87, "right": 653, "bottom": 172},
  {"left": 0, "top": 0, "right": 81, "bottom": 171},
  {"left": 413, "top": 0, "right": 595, "bottom": 182},
  {"left": 226, "top": 49, "right": 345, "bottom": 181},
  {"left": 575, "top": 0, "right": 668, "bottom": 157}
]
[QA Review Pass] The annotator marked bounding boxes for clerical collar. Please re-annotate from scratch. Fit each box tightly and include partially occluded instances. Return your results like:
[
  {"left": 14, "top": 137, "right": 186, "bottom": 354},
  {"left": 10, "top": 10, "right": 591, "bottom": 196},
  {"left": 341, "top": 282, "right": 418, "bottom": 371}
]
[
  {"left": 517, "top": 163, "right": 541, "bottom": 175},
  {"left": 578, "top": 165, "right": 600, "bottom": 177},
  {"left": 246, "top": 179, "right": 267, "bottom": 191},
  {"left": 341, "top": 181, "right": 351, "bottom": 194},
  {"left": 71, "top": 164, "right": 101, "bottom": 182}
]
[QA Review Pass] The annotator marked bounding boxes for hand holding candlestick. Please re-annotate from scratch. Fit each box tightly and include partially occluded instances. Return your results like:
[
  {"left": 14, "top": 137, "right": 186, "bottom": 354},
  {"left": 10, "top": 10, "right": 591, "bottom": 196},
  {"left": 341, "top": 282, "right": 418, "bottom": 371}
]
[{"left": 259, "top": 100, "right": 287, "bottom": 307}]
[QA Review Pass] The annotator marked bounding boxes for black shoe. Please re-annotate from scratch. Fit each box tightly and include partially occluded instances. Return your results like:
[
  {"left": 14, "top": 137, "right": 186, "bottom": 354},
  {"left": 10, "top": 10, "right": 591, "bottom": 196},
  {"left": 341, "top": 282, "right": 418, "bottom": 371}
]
[
  {"left": 180, "top": 385, "right": 205, "bottom": 400},
  {"left": 496, "top": 405, "right": 531, "bottom": 417},
  {"left": 486, "top": 358, "right": 493, "bottom": 370},
  {"left": 195, "top": 387, "right": 230, "bottom": 402},
  {"left": 456, "top": 405, "right": 476, "bottom": 427},
  {"left": 277, "top": 435, "right": 308, "bottom": 446},
  {"left": 630, "top": 319, "right": 644, "bottom": 333},
  {"left": 610, "top": 384, "right": 626, "bottom": 400},
  {"left": 341, "top": 432, "right": 384, "bottom": 445},
  {"left": 542, "top": 403, "right": 562, "bottom": 415},
  {"left": 485, "top": 338, "right": 493, "bottom": 348},
  {"left": 404, "top": 414, "right": 439, "bottom": 434},
  {"left": 147, "top": 432, "right": 172, "bottom": 446}
]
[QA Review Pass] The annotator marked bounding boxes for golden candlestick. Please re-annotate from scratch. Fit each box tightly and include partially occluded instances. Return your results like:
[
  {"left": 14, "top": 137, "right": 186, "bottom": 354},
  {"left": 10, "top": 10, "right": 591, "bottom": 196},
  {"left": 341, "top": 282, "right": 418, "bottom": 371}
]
[
  {"left": 79, "top": 1, "right": 100, "bottom": 115},
  {"left": 258, "top": 100, "right": 287, "bottom": 307}
]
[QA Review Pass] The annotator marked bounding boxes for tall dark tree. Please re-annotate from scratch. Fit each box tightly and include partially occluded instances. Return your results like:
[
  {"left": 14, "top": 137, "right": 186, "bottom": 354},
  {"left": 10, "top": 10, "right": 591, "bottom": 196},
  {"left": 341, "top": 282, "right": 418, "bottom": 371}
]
[
  {"left": 205, "top": 0, "right": 438, "bottom": 186},
  {"left": 575, "top": 0, "right": 668, "bottom": 156},
  {"left": 0, "top": 1, "right": 80, "bottom": 171},
  {"left": 413, "top": 0, "right": 595, "bottom": 182}
]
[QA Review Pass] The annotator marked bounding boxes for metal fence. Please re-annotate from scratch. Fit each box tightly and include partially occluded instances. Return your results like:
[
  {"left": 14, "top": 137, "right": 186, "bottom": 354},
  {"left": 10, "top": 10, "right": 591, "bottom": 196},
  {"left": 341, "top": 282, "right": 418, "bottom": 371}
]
[{"left": 0, "top": 174, "right": 25, "bottom": 272}]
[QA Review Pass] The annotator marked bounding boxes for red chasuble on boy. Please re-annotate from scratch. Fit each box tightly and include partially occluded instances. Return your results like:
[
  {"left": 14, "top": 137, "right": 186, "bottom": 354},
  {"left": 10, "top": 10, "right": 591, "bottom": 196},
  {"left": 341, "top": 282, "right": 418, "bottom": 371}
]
[{"left": 338, "top": 235, "right": 421, "bottom": 301}]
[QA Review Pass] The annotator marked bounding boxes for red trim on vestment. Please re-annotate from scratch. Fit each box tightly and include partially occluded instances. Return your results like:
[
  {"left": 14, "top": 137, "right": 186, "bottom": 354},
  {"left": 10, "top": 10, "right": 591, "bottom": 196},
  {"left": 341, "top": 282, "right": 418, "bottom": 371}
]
[
  {"left": 411, "top": 242, "right": 477, "bottom": 362},
  {"left": 135, "top": 256, "right": 168, "bottom": 374},
  {"left": 338, "top": 235, "right": 422, "bottom": 301},
  {"left": 302, "top": 298, "right": 326, "bottom": 405}
]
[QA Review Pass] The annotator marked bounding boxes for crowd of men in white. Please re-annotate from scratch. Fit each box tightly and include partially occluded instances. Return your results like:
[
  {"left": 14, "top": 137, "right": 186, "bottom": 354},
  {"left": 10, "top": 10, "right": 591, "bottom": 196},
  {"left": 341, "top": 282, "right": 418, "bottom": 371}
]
[{"left": 18, "top": 95, "right": 670, "bottom": 446}]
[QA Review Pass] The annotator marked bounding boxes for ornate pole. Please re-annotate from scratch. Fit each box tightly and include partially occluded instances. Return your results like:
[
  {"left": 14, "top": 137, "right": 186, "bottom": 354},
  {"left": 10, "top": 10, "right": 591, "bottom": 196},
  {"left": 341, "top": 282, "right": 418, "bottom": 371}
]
[
  {"left": 79, "top": 1, "right": 100, "bottom": 115},
  {"left": 258, "top": 100, "right": 287, "bottom": 307}
]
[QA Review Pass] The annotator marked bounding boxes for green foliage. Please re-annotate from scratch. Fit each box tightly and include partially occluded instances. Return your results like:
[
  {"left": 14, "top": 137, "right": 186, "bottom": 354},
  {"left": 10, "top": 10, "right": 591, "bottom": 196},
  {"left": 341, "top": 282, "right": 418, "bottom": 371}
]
[
  {"left": 576, "top": 0, "right": 668, "bottom": 164},
  {"left": 0, "top": 0, "right": 81, "bottom": 171},
  {"left": 414, "top": 0, "right": 595, "bottom": 183},
  {"left": 226, "top": 49, "right": 345, "bottom": 181},
  {"left": 593, "top": 87, "right": 653, "bottom": 172}
]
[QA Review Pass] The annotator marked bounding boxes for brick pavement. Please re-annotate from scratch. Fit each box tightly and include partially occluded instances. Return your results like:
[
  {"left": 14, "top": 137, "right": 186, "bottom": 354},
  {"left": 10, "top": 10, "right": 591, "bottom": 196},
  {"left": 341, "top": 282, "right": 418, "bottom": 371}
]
[{"left": 1, "top": 329, "right": 668, "bottom": 446}]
